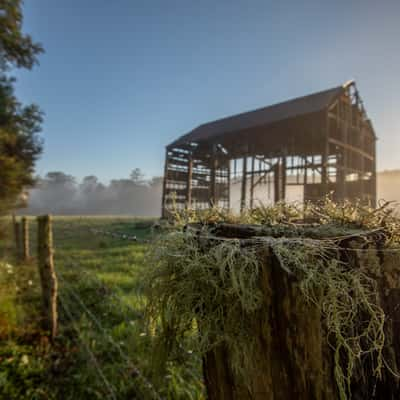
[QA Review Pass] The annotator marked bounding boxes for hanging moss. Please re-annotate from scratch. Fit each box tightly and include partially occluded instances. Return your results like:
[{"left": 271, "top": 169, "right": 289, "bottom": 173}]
[
  {"left": 146, "top": 231, "right": 263, "bottom": 379},
  {"left": 271, "top": 239, "right": 386, "bottom": 400},
  {"left": 146, "top": 201, "right": 400, "bottom": 399}
]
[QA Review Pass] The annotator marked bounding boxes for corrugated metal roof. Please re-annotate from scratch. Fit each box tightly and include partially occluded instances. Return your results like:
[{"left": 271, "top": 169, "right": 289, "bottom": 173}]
[{"left": 168, "top": 85, "right": 344, "bottom": 148}]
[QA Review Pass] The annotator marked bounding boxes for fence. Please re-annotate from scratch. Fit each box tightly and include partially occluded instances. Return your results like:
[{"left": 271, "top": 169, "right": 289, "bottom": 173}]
[{"left": 10, "top": 214, "right": 163, "bottom": 400}]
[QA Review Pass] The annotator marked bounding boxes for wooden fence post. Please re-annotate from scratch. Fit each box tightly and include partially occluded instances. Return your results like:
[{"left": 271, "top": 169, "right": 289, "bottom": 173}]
[
  {"left": 14, "top": 219, "right": 22, "bottom": 259},
  {"left": 37, "top": 215, "right": 58, "bottom": 340},
  {"left": 21, "top": 217, "right": 30, "bottom": 261}
]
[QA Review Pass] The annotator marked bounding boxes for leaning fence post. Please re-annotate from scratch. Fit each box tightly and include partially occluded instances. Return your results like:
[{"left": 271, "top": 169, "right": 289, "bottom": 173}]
[
  {"left": 21, "top": 217, "right": 30, "bottom": 261},
  {"left": 37, "top": 215, "right": 58, "bottom": 341}
]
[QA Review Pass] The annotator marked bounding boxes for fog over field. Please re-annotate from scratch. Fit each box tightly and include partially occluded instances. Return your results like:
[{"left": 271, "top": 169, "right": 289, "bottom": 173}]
[
  {"left": 22, "top": 170, "right": 163, "bottom": 216},
  {"left": 21, "top": 170, "right": 400, "bottom": 217}
]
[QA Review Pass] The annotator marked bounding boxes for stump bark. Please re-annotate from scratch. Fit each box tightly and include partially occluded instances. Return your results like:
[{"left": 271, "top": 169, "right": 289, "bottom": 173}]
[{"left": 200, "top": 225, "right": 400, "bottom": 400}]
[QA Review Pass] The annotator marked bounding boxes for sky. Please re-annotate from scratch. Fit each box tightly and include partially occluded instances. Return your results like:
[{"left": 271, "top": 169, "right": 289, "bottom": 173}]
[{"left": 15, "top": 0, "right": 400, "bottom": 182}]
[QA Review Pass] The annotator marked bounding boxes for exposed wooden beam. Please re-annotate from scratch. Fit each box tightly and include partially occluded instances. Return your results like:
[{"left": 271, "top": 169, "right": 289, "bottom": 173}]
[
  {"left": 186, "top": 155, "right": 193, "bottom": 209},
  {"left": 250, "top": 157, "right": 255, "bottom": 209},
  {"left": 240, "top": 157, "right": 247, "bottom": 212},
  {"left": 329, "top": 138, "right": 374, "bottom": 161}
]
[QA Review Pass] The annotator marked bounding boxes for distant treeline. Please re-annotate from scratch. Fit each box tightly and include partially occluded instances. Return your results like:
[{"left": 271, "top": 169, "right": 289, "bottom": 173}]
[
  {"left": 21, "top": 169, "right": 163, "bottom": 216},
  {"left": 20, "top": 169, "right": 400, "bottom": 216}
]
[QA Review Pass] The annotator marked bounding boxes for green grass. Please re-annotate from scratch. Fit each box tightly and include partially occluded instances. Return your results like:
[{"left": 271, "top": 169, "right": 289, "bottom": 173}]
[
  {"left": 0, "top": 216, "right": 204, "bottom": 400},
  {"left": 0, "top": 219, "right": 53, "bottom": 400}
]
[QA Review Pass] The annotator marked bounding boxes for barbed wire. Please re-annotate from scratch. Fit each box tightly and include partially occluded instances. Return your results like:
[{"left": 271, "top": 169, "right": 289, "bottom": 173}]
[
  {"left": 59, "top": 276, "right": 154, "bottom": 396},
  {"left": 57, "top": 257, "right": 144, "bottom": 321},
  {"left": 57, "top": 273, "right": 163, "bottom": 400},
  {"left": 172, "top": 230, "right": 400, "bottom": 254},
  {"left": 58, "top": 292, "right": 118, "bottom": 400}
]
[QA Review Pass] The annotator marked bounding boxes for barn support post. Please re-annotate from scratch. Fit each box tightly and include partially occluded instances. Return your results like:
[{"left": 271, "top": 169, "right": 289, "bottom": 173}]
[
  {"left": 322, "top": 115, "right": 330, "bottom": 196},
  {"left": 37, "top": 215, "right": 58, "bottom": 341},
  {"left": 250, "top": 156, "right": 255, "bottom": 209},
  {"left": 281, "top": 153, "right": 287, "bottom": 201},
  {"left": 227, "top": 161, "right": 231, "bottom": 210},
  {"left": 304, "top": 158, "right": 308, "bottom": 185},
  {"left": 210, "top": 147, "right": 217, "bottom": 206},
  {"left": 357, "top": 109, "right": 365, "bottom": 203},
  {"left": 186, "top": 154, "right": 193, "bottom": 209},
  {"left": 273, "top": 163, "right": 279, "bottom": 203},
  {"left": 342, "top": 103, "right": 349, "bottom": 201},
  {"left": 273, "top": 156, "right": 286, "bottom": 203},
  {"left": 240, "top": 157, "right": 247, "bottom": 212}
]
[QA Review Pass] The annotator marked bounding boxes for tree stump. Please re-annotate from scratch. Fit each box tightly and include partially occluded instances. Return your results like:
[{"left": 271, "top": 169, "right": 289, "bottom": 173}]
[{"left": 200, "top": 225, "right": 400, "bottom": 400}]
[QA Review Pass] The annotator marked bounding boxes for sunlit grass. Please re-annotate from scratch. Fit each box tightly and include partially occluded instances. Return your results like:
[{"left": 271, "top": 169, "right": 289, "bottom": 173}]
[{"left": 0, "top": 215, "right": 204, "bottom": 400}]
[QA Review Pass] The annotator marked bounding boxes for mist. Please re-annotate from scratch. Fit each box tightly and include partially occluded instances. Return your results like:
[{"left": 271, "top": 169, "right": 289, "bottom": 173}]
[
  {"left": 20, "top": 169, "right": 400, "bottom": 217},
  {"left": 21, "top": 169, "right": 163, "bottom": 216}
]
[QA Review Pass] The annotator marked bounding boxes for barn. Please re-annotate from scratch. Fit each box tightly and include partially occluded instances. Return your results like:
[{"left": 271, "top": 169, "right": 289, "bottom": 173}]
[{"left": 162, "top": 81, "right": 376, "bottom": 216}]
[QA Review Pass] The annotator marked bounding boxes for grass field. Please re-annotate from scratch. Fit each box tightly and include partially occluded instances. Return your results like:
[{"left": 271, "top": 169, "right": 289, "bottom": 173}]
[{"left": 0, "top": 216, "right": 204, "bottom": 400}]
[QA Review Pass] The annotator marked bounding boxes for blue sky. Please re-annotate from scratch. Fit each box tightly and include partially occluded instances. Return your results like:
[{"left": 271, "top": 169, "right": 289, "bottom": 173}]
[{"left": 16, "top": 0, "right": 400, "bottom": 182}]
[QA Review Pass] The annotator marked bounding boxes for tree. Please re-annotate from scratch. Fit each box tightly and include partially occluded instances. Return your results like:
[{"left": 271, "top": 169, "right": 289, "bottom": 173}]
[
  {"left": 130, "top": 168, "right": 145, "bottom": 185},
  {"left": 45, "top": 172, "right": 76, "bottom": 186},
  {"left": 80, "top": 176, "right": 99, "bottom": 194},
  {"left": 0, "top": 0, "right": 44, "bottom": 214}
]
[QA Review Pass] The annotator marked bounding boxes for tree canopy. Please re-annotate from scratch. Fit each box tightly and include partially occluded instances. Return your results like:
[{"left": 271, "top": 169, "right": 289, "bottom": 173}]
[{"left": 0, "top": 0, "right": 44, "bottom": 214}]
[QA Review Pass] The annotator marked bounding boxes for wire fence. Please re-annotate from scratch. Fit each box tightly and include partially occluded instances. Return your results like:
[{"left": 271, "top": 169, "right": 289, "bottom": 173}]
[
  {"left": 50, "top": 223, "right": 160, "bottom": 399},
  {"left": 58, "top": 292, "right": 118, "bottom": 400},
  {"left": 57, "top": 271, "right": 163, "bottom": 400}
]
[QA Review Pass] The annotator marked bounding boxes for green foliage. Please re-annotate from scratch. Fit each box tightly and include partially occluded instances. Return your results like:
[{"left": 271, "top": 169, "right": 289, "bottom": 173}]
[
  {"left": 0, "top": 0, "right": 43, "bottom": 70},
  {"left": 0, "top": 254, "right": 53, "bottom": 400},
  {"left": 0, "top": 343, "right": 54, "bottom": 400},
  {"left": 0, "top": 0, "right": 44, "bottom": 215}
]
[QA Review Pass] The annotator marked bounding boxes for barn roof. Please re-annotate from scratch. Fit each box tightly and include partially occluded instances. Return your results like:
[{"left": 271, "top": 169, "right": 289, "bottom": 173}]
[{"left": 168, "top": 84, "right": 345, "bottom": 148}]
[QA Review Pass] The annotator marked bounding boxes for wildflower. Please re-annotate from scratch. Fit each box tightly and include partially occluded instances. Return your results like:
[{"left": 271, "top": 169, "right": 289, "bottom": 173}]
[{"left": 21, "top": 355, "right": 29, "bottom": 365}]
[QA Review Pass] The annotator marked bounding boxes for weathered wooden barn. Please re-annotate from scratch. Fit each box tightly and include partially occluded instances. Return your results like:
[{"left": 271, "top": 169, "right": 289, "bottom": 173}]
[{"left": 162, "top": 81, "right": 376, "bottom": 216}]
